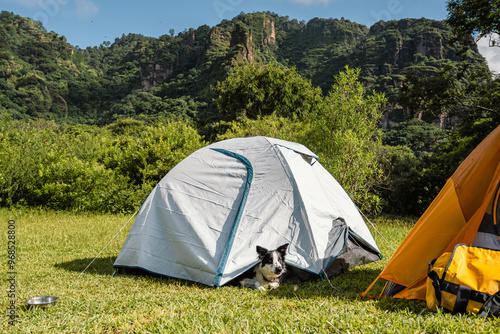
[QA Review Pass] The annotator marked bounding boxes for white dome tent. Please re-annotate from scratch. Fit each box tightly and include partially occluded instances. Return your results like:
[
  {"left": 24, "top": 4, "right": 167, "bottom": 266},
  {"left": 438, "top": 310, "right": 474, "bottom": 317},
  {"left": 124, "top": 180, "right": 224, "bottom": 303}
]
[{"left": 114, "top": 136, "right": 381, "bottom": 286}]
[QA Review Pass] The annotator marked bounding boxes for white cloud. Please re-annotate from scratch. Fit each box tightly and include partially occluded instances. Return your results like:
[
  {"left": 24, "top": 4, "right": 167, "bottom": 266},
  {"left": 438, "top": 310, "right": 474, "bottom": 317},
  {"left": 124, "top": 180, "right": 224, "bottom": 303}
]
[
  {"left": 477, "top": 35, "right": 500, "bottom": 74},
  {"left": 74, "top": 0, "right": 98, "bottom": 18}
]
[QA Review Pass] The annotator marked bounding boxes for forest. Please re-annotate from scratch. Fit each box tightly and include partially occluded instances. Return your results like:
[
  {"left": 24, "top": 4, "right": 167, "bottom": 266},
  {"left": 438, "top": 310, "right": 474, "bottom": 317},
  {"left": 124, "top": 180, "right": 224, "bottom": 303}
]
[{"left": 0, "top": 8, "right": 499, "bottom": 217}]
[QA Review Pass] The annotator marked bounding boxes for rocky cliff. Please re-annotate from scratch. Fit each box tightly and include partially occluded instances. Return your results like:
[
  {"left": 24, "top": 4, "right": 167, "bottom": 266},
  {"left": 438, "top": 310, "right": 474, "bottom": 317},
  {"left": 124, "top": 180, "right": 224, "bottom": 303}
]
[{"left": 0, "top": 11, "right": 488, "bottom": 125}]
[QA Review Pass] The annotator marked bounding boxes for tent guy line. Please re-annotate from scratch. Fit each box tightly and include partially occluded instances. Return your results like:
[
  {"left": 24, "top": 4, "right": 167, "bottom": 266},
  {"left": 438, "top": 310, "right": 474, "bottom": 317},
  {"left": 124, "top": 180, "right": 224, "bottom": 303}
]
[{"left": 78, "top": 207, "right": 140, "bottom": 278}]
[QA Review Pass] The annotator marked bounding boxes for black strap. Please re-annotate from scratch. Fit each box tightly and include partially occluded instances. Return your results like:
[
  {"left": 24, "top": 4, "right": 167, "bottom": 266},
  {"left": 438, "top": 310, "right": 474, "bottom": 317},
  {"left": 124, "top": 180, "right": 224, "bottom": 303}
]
[
  {"left": 428, "top": 259, "right": 491, "bottom": 314},
  {"left": 453, "top": 285, "right": 472, "bottom": 314},
  {"left": 439, "top": 280, "right": 490, "bottom": 306},
  {"left": 479, "top": 290, "right": 500, "bottom": 318},
  {"left": 428, "top": 269, "right": 442, "bottom": 306},
  {"left": 428, "top": 260, "right": 443, "bottom": 306}
]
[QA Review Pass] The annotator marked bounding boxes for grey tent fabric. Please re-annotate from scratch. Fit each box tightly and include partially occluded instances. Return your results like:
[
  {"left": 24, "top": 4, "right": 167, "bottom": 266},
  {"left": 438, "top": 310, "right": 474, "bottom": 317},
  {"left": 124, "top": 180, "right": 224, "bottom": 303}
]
[{"left": 114, "top": 136, "right": 381, "bottom": 286}]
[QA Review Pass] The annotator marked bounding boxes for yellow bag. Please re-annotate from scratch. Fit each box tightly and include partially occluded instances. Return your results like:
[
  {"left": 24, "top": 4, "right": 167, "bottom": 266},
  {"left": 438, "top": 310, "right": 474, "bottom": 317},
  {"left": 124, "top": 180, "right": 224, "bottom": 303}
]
[{"left": 426, "top": 244, "right": 500, "bottom": 317}]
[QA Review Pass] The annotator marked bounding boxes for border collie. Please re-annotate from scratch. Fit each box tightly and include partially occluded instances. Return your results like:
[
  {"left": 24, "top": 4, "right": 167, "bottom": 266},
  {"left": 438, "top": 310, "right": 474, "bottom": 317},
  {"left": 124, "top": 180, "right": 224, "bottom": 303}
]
[{"left": 240, "top": 243, "right": 289, "bottom": 291}]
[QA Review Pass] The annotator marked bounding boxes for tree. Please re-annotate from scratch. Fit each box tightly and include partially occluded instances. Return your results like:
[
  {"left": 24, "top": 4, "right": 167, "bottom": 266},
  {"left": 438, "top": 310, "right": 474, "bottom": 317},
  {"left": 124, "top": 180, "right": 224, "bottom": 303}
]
[
  {"left": 382, "top": 119, "right": 448, "bottom": 157},
  {"left": 307, "top": 67, "right": 387, "bottom": 213},
  {"left": 398, "top": 64, "right": 463, "bottom": 126},
  {"left": 446, "top": 0, "right": 500, "bottom": 141},
  {"left": 216, "top": 113, "right": 311, "bottom": 144},
  {"left": 379, "top": 120, "right": 450, "bottom": 215},
  {"left": 447, "top": 0, "right": 500, "bottom": 46},
  {"left": 213, "top": 62, "right": 324, "bottom": 120}
]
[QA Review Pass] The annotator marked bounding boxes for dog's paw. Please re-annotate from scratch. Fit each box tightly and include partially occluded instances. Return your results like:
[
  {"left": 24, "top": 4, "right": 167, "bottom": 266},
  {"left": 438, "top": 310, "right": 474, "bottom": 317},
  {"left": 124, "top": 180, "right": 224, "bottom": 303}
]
[
  {"left": 268, "top": 282, "right": 280, "bottom": 289},
  {"left": 239, "top": 279, "right": 251, "bottom": 288},
  {"left": 240, "top": 278, "right": 264, "bottom": 291}
]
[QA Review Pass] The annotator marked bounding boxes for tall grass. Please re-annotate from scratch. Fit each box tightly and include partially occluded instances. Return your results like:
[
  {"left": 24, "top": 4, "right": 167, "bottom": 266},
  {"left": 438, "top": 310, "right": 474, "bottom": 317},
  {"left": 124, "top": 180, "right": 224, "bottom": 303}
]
[{"left": 2, "top": 209, "right": 499, "bottom": 333}]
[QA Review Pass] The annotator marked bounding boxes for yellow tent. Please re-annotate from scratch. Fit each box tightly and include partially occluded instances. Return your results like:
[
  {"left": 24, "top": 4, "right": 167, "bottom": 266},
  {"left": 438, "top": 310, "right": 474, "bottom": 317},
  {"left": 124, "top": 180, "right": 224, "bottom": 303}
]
[{"left": 363, "top": 124, "right": 500, "bottom": 300}]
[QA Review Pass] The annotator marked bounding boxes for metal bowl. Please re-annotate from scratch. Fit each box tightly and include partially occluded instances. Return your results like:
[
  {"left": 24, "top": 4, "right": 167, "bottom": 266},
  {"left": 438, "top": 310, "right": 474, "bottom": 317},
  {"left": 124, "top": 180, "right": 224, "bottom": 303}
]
[{"left": 26, "top": 296, "right": 59, "bottom": 308}]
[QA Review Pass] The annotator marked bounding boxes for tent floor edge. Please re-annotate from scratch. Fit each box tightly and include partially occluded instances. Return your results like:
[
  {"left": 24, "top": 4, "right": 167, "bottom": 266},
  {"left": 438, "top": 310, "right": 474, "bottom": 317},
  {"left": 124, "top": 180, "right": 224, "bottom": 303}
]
[{"left": 113, "top": 266, "right": 214, "bottom": 287}]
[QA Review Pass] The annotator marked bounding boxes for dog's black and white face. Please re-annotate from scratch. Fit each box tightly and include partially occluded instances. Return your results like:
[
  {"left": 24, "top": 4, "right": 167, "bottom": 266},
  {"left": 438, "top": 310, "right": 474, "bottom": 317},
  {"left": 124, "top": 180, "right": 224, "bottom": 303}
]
[
  {"left": 256, "top": 244, "right": 288, "bottom": 281},
  {"left": 240, "top": 243, "right": 289, "bottom": 291}
]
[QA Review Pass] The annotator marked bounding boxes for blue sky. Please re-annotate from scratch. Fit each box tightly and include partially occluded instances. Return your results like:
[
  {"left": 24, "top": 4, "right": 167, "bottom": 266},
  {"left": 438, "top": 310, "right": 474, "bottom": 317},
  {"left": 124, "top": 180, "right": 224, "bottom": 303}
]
[{"left": 1, "top": 0, "right": 499, "bottom": 72}]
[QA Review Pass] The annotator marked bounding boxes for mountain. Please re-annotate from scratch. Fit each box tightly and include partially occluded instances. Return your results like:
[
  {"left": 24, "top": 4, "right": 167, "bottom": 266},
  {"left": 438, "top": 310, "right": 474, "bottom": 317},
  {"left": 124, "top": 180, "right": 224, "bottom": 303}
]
[{"left": 0, "top": 11, "right": 488, "bottom": 127}]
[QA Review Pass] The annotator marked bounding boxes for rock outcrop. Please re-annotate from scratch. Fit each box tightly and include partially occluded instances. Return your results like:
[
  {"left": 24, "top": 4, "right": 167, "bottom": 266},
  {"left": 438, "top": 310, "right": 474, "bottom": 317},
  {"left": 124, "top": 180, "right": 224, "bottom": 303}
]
[{"left": 140, "top": 63, "right": 174, "bottom": 91}]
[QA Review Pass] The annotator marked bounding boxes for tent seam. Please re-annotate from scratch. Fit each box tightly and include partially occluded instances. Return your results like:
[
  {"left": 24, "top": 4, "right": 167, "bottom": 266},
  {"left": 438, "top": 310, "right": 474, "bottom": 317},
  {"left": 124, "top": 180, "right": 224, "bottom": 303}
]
[{"left": 211, "top": 148, "right": 253, "bottom": 287}]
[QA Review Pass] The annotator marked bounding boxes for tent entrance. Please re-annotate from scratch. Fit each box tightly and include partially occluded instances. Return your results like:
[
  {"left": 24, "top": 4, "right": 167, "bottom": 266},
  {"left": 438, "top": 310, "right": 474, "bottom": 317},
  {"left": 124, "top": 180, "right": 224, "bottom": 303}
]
[
  {"left": 324, "top": 231, "right": 382, "bottom": 278},
  {"left": 472, "top": 181, "right": 500, "bottom": 250}
]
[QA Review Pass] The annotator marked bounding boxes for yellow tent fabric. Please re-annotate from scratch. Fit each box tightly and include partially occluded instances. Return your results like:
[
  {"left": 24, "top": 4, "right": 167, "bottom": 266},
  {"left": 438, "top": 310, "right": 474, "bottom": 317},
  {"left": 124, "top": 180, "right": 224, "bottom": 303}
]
[{"left": 363, "top": 124, "right": 500, "bottom": 300}]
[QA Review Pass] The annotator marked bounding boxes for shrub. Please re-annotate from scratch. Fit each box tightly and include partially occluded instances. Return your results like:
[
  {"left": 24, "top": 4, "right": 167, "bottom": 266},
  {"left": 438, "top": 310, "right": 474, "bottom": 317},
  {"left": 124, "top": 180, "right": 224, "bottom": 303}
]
[{"left": 0, "top": 114, "right": 206, "bottom": 213}]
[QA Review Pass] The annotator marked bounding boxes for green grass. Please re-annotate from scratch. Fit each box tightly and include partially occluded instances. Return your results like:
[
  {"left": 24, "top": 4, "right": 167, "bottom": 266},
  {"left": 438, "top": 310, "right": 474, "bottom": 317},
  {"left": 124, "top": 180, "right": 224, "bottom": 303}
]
[{"left": 2, "top": 208, "right": 500, "bottom": 333}]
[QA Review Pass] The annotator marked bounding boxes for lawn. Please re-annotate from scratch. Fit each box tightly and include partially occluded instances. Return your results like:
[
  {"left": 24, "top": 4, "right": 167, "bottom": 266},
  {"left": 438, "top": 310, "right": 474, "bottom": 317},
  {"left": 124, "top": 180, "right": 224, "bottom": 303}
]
[{"left": 2, "top": 208, "right": 499, "bottom": 333}]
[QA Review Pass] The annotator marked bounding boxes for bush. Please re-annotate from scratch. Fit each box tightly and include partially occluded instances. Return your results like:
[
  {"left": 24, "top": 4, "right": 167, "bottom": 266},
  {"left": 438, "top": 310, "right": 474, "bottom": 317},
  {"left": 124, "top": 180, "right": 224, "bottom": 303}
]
[
  {"left": 102, "top": 119, "right": 207, "bottom": 191},
  {"left": 307, "top": 67, "right": 387, "bottom": 214},
  {"left": 216, "top": 113, "right": 311, "bottom": 142},
  {"left": 0, "top": 114, "right": 206, "bottom": 213}
]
